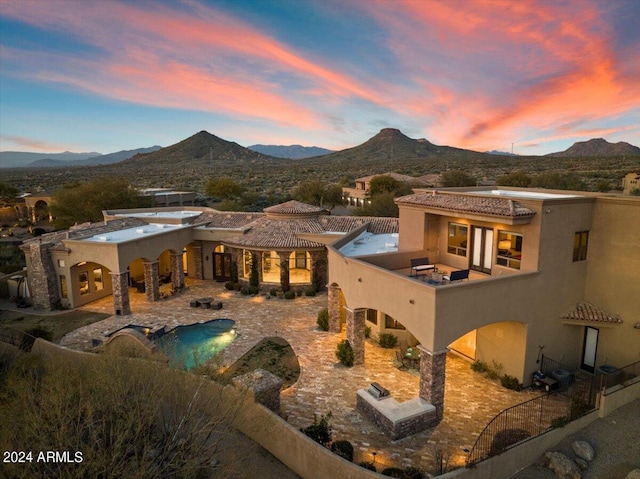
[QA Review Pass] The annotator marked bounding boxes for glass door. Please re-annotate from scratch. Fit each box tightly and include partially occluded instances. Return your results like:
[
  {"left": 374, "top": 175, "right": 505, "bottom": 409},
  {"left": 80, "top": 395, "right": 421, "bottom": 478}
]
[
  {"left": 471, "top": 226, "right": 493, "bottom": 274},
  {"left": 581, "top": 326, "right": 599, "bottom": 373}
]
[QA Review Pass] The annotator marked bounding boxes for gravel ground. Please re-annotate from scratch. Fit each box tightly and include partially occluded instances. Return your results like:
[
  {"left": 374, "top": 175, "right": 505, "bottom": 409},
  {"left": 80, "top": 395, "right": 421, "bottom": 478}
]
[{"left": 511, "top": 399, "right": 640, "bottom": 479}]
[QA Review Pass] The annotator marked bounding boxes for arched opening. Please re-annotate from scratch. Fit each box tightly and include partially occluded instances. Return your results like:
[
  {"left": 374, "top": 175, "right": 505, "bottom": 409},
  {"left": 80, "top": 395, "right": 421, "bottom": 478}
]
[
  {"left": 212, "top": 244, "right": 231, "bottom": 281},
  {"left": 363, "top": 309, "right": 419, "bottom": 347},
  {"left": 33, "top": 200, "right": 50, "bottom": 223},
  {"left": 69, "top": 261, "right": 112, "bottom": 307},
  {"left": 289, "top": 250, "right": 311, "bottom": 284}
]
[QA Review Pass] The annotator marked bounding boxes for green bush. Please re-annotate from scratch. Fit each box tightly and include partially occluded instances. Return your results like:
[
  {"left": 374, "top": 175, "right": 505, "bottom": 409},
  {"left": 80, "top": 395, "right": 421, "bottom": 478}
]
[
  {"left": 224, "top": 281, "right": 234, "bottom": 290},
  {"left": 550, "top": 416, "right": 570, "bottom": 429},
  {"left": 305, "top": 288, "right": 316, "bottom": 297},
  {"left": 284, "top": 290, "right": 296, "bottom": 300},
  {"left": 269, "top": 288, "right": 278, "bottom": 297},
  {"left": 378, "top": 333, "right": 398, "bottom": 349},
  {"left": 300, "top": 412, "right": 332, "bottom": 447},
  {"left": 569, "top": 397, "right": 590, "bottom": 420},
  {"left": 500, "top": 374, "right": 522, "bottom": 391},
  {"left": 403, "top": 467, "right": 424, "bottom": 479},
  {"left": 330, "top": 440, "right": 354, "bottom": 461},
  {"left": 359, "top": 461, "right": 377, "bottom": 472},
  {"left": 471, "top": 360, "right": 489, "bottom": 373},
  {"left": 335, "top": 339, "right": 354, "bottom": 367},
  {"left": 364, "top": 325, "right": 371, "bottom": 339},
  {"left": 381, "top": 467, "right": 405, "bottom": 478},
  {"left": 240, "top": 286, "right": 251, "bottom": 295},
  {"left": 233, "top": 282, "right": 242, "bottom": 291},
  {"left": 248, "top": 285, "right": 260, "bottom": 295},
  {"left": 317, "top": 308, "right": 329, "bottom": 331}
]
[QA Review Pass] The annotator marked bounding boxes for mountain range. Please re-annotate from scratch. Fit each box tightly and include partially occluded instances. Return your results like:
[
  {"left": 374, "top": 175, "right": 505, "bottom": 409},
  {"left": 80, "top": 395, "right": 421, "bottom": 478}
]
[
  {"left": 545, "top": 138, "right": 640, "bottom": 157},
  {"left": 0, "top": 147, "right": 161, "bottom": 168}
]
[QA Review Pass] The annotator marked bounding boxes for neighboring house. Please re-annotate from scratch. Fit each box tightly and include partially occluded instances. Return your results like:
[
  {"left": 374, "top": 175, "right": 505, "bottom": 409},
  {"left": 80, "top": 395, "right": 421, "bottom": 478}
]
[
  {"left": 342, "top": 172, "right": 437, "bottom": 207},
  {"left": 327, "top": 187, "right": 640, "bottom": 422},
  {"left": 23, "top": 190, "right": 55, "bottom": 223},
  {"left": 20, "top": 200, "right": 397, "bottom": 315},
  {"left": 139, "top": 188, "right": 196, "bottom": 207},
  {"left": 622, "top": 172, "right": 640, "bottom": 195}
]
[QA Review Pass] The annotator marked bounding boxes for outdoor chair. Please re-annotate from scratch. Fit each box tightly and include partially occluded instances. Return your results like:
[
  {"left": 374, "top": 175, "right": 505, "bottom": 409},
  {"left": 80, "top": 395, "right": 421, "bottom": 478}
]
[
  {"left": 395, "top": 351, "right": 409, "bottom": 370},
  {"left": 443, "top": 269, "right": 470, "bottom": 282}
]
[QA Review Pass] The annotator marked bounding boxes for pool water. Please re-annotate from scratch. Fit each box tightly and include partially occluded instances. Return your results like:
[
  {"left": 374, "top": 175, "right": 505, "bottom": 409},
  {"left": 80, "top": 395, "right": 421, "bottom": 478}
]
[{"left": 157, "top": 319, "right": 237, "bottom": 370}]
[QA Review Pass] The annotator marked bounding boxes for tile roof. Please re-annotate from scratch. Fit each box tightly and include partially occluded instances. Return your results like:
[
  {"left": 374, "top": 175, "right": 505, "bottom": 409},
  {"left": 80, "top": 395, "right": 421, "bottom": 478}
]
[
  {"left": 561, "top": 302, "right": 622, "bottom": 324},
  {"left": 320, "top": 216, "right": 398, "bottom": 234},
  {"left": 224, "top": 217, "right": 328, "bottom": 249},
  {"left": 395, "top": 192, "right": 536, "bottom": 218},
  {"left": 198, "top": 212, "right": 263, "bottom": 228},
  {"left": 264, "top": 200, "right": 326, "bottom": 215}
]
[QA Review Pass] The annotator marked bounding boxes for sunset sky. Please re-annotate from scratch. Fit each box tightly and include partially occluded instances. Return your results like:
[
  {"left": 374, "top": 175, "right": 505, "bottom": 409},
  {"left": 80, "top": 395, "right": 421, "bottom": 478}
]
[{"left": 1, "top": 0, "right": 639, "bottom": 156}]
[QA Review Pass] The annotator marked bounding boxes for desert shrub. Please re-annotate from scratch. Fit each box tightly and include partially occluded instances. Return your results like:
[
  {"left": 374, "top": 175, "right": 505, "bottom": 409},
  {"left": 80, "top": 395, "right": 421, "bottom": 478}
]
[
  {"left": 232, "top": 282, "right": 242, "bottom": 291},
  {"left": 403, "top": 467, "right": 425, "bottom": 479},
  {"left": 330, "top": 440, "right": 354, "bottom": 461},
  {"left": 335, "top": 339, "right": 354, "bottom": 367},
  {"left": 224, "top": 281, "right": 235, "bottom": 290},
  {"left": 240, "top": 286, "right": 251, "bottom": 295},
  {"left": 305, "top": 288, "right": 316, "bottom": 297},
  {"left": 500, "top": 374, "right": 522, "bottom": 391},
  {"left": 317, "top": 308, "right": 329, "bottom": 331},
  {"left": 550, "top": 416, "right": 570, "bottom": 429},
  {"left": 378, "top": 333, "right": 398, "bottom": 349},
  {"left": 301, "top": 412, "right": 332, "bottom": 447},
  {"left": 470, "top": 359, "right": 488, "bottom": 373},
  {"left": 359, "top": 461, "right": 377, "bottom": 472},
  {"left": 364, "top": 325, "right": 371, "bottom": 339},
  {"left": 269, "top": 288, "right": 278, "bottom": 296},
  {"left": 489, "top": 428, "right": 531, "bottom": 456},
  {"left": 284, "top": 290, "right": 296, "bottom": 300},
  {"left": 569, "top": 397, "right": 591, "bottom": 420},
  {"left": 248, "top": 285, "right": 260, "bottom": 295}
]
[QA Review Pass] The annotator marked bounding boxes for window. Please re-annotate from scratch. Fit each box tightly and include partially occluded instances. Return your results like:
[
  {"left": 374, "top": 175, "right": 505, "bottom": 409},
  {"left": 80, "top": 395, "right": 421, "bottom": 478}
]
[
  {"left": 57, "top": 259, "right": 65, "bottom": 268},
  {"left": 366, "top": 309, "right": 378, "bottom": 325},
  {"left": 60, "top": 275, "right": 68, "bottom": 299},
  {"left": 79, "top": 272, "right": 89, "bottom": 295},
  {"left": 447, "top": 223, "right": 468, "bottom": 256},
  {"left": 496, "top": 231, "right": 523, "bottom": 270},
  {"left": 93, "top": 268, "right": 103, "bottom": 291},
  {"left": 573, "top": 231, "right": 589, "bottom": 261},
  {"left": 385, "top": 314, "right": 405, "bottom": 330},
  {"left": 242, "top": 250, "right": 253, "bottom": 278},
  {"left": 290, "top": 251, "right": 309, "bottom": 270}
]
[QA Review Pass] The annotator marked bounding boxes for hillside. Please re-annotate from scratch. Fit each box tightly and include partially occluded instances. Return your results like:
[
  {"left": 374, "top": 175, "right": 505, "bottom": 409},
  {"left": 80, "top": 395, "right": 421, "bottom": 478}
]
[
  {"left": 0, "top": 151, "right": 101, "bottom": 168},
  {"left": 248, "top": 144, "right": 334, "bottom": 159},
  {"left": 547, "top": 138, "right": 640, "bottom": 157},
  {"left": 27, "top": 146, "right": 162, "bottom": 167}
]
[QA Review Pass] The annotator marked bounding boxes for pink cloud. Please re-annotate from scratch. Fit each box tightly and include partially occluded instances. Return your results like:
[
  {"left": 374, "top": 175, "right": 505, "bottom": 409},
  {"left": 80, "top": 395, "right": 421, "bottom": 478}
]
[{"left": 1, "top": 135, "right": 72, "bottom": 152}]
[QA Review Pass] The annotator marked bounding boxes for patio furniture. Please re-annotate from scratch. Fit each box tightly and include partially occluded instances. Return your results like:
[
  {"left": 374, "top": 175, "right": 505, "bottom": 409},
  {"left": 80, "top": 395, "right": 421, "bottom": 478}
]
[
  {"left": 443, "top": 269, "right": 470, "bottom": 282},
  {"left": 405, "top": 348, "right": 420, "bottom": 369},
  {"left": 395, "top": 351, "right": 409, "bottom": 370},
  {"left": 410, "top": 257, "right": 436, "bottom": 276}
]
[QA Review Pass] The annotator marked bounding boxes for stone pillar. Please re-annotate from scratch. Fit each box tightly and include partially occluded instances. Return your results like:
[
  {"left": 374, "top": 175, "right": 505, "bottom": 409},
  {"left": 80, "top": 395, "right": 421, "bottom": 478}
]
[
  {"left": 170, "top": 252, "right": 185, "bottom": 289},
  {"left": 254, "top": 251, "right": 263, "bottom": 284},
  {"left": 110, "top": 271, "right": 130, "bottom": 316},
  {"left": 346, "top": 307, "right": 366, "bottom": 365},
  {"left": 310, "top": 250, "right": 327, "bottom": 291},
  {"left": 24, "top": 241, "right": 59, "bottom": 311},
  {"left": 278, "top": 251, "right": 291, "bottom": 292},
  {"left": 192, "top": 244, "right": 204, "bottom": 279},
  {"left": 328, "top": 283, "right": 342, "bottom": 333},
  {"left": 418, "top": 347, "right": 447, "bottom": 423},
  {"left": 144, "top": 261, "right": 160, "bottom": 302}
]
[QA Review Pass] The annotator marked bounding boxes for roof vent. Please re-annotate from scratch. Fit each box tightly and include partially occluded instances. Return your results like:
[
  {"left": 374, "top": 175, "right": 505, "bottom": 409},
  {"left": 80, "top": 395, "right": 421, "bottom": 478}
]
[{"left": 136, "top": 228, "right": 145, "bottom": 234}]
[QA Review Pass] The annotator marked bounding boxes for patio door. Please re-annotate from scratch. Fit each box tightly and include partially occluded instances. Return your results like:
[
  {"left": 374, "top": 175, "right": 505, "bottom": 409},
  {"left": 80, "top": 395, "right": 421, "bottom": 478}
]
[
  {"left": 581, "top": 326, "right": 599, "bottom": 373},
  {"left": 213, "top": 253, "right": 232, "bottom": 281},
  {"left": 471, "top": 226, "right": 493, "bottom": 274}
]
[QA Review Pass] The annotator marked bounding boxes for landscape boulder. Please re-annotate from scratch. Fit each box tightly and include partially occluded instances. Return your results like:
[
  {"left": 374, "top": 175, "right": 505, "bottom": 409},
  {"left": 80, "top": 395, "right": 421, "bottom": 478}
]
[
  {"left": 625, "top": 470, "right": 640, "bottom": 479},
  {"left": 544, "top": 451, "right": 582, "bottom": 479},
  {"left": 574, "top": 457, "right": 589, "bottom": 470},
  {"left": 571, "top": 440, "right": 595, "bottom": 462}
]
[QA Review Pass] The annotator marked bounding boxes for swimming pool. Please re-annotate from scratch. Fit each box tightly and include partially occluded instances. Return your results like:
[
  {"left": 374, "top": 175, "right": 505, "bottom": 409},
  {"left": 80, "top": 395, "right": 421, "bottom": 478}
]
[{"left": 157, "top": 319, "right": 237, "bottom": 370}]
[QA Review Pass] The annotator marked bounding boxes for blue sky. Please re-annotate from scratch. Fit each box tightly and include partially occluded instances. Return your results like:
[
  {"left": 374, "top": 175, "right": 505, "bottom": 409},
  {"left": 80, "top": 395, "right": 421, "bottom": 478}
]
[{"left": 1, "top": 0, "right": 639, "bottom": 155}]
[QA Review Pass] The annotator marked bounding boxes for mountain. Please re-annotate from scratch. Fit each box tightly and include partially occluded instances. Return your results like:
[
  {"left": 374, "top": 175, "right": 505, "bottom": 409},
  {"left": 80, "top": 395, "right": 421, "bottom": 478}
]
[
  {"left": 546, "top": 138, "right": 640, "bottom": 157},
  {"left": 248, "top": 144, "right": 334, "bottom": 159},
  {"left": 0, "top": 151, "right": 101, "bottom": 168},
  {"left": 485, "top": 150, "right": 518, "bottom": 156},
  {"left": 26, "top": 146, "right": 162, "bottom": 168}
]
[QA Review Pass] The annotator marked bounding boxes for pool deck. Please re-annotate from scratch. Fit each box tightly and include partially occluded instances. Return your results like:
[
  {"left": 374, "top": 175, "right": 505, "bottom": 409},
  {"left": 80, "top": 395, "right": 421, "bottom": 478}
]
[{"left": 55, "top": 279, "right": 539, "bottom": 473}]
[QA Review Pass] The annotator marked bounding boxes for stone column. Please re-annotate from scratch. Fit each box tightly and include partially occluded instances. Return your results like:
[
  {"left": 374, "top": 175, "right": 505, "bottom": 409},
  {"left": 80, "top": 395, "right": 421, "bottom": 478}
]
[
  {"left": 192, "top": 244, "right": 204, "bottom": 279},
  {"left": 346, "top": 307, "right": 366, "bottom": 365},
  {"left": 327, "top": 283, "right": 342, "bottom": 333},
  {"left": 24, "top": 241, "right": 59, "bottom": 311},
  {"left": 418, "top": 347, "right": 447, "bottom": 423},
  {"left": 278, "top": 251, "right": 291, "bottom": 292},
  {"left": 143, "top": 261, "right": 160, "bottom": 302},
  {"left": 310, "top": 250, "right": 327, "bottom": 291},
  {"left": 110, "top": 271, "right": 130, "bottom": 316},
  {"left": 170, "top": 252, "right": 185, "bottom": 289},
  {"left": 254, "top": 251, "right": 263, "bottom": 284}
]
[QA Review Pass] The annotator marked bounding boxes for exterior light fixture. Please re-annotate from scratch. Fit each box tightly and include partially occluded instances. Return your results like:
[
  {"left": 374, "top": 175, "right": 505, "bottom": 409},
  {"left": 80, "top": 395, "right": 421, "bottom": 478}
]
[
  {"left": 409, "top": 299, "right": 415, "bottom": 304},
  {"left": 358, "top": 278, "right": 362, "bottom": 282}
]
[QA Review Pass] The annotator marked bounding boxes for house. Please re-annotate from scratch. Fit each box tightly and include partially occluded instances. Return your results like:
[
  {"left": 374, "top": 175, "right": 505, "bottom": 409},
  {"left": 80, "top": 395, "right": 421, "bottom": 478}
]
[
  {"left": 20, "top": 201, "right": 397, "bottom": 315},
  {"left": 342, "top": 172, "right": 437, "bottom": 207},
  {"left": 622, "top": 172, "right": 640, "bottom": 195},
  {"left": 327, "top": 187, "right": 640, "bottom": 422}
]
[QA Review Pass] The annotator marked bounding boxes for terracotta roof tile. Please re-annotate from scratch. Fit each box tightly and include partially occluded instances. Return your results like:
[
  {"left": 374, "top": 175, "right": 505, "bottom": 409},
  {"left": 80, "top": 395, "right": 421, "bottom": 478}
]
[
  {"left": 562, "top": 302, "right": 622, "bottom": 324},
  {"left": 395, "top": 192, "right": 536, "bottom": 218},
  {"left": 199, "top": 212, "right": 263, "bottom": 228},
  {"left": 264, "top": 200, "right": 325, "bottom": 215}
]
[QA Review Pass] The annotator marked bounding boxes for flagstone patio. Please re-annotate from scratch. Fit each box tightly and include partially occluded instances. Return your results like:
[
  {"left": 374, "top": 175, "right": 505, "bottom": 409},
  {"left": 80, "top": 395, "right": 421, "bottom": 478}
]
[{"left": 59, "top": 279, "right": 540, "bottom": 473}]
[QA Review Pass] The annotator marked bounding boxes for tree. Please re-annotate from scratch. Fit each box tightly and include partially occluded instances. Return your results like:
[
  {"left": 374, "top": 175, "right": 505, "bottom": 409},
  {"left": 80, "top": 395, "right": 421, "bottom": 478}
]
[
  {"left": 358, "top": 191, "right": 400, "bottom": 217},
  {"left": 0, "top": 182, "right": 19, "bottom": 206},
  {"left": 531, "top": 172, "right": 586, "bottom": 191},
  {"left": 368, "top": 175, "right": 401, "bottom": 195},
  {"left": 205, "top": 177, "right": 244, "bottom": 200},
  {"left": 496, "top": 171, "right": 532, "bottom": 188},
  {"left": 51, "top": 177, "right": 153, "bottom": 229},
  {"left": 291, "top": 180, "right": 343, "bottom": 210},
  {"left": 440, "top": 170, "right": 477, "bottom": 187}
]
